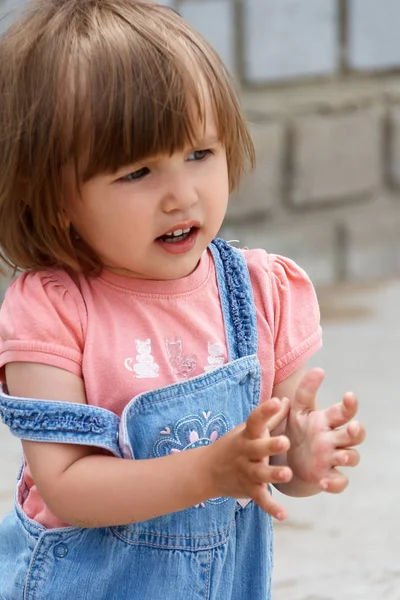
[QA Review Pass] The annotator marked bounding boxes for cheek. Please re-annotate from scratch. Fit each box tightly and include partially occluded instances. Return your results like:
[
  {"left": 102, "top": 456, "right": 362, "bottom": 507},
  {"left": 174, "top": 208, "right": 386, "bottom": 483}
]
[
  {"left": 218, "top": 158, "right": 230, "bottom": 194},
  {"left": 73, "top": 187, "right": 119, "bottom": 224},
  {"left": 215, "top": 170, "right": 230, "bottom": 209},
  {"left": 207, "top": 159, "right": 229, "bottom": 198}
]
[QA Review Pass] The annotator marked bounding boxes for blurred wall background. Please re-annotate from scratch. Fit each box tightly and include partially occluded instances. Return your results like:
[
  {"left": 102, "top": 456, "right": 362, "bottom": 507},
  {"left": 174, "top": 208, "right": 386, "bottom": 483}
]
[
  {"left": 1, "top": 0, "right": 400, "bottom": 292},
  {"left": 166, "top": 0, "right": 400, "bottom": 289}
]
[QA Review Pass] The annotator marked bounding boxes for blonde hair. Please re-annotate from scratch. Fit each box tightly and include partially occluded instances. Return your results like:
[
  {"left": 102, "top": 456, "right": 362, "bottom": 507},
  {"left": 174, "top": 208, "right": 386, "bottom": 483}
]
[{"left": 0, "top": 0, "right": 255, "bottom": 273}]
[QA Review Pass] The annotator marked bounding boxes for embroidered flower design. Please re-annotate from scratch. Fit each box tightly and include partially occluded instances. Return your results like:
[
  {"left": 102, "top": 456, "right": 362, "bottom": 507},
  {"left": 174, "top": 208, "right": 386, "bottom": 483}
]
[{"left": 153, "top": 411, "right": 230, "bottom": 508}]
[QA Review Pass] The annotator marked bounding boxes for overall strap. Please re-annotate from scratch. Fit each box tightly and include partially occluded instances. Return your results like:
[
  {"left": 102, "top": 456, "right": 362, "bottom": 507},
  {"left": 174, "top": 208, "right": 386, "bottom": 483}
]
[
  {"left": 0, "top": 386, "right": 122, "bottom": 457},
  {"left": 209, "top": 238, "right": 258, "bottom": 361}
]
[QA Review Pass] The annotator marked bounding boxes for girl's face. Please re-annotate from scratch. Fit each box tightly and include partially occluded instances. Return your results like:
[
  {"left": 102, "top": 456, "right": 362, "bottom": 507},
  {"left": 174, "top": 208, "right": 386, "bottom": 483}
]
[{"left": 66, "top": 102, "right": 229, "bottom": 281}]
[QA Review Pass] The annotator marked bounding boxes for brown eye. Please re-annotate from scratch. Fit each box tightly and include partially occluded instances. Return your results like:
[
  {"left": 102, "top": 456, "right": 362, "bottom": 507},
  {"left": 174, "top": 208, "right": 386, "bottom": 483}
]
[
  {"left": 187, "top": 150, "right": 212, "bottom": 161},
  {"left": 120, "top": 167, "right": 150, "bottom": 181}
]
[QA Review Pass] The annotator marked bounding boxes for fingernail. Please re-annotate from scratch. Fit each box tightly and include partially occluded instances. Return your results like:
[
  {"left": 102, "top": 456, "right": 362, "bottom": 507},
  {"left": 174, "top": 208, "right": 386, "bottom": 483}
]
[
  {"left": 320, "top": 480, "right": 329, "bottom": 490},
  {"left": 276, "top": 512, "right": 286, "bottom": 521}
]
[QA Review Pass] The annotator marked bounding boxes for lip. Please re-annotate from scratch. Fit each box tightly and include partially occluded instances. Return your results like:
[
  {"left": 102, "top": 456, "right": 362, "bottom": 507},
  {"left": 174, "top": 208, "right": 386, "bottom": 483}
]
[
  {"left": 157, "top": 220, "right": 201, "bottom": 239},
  {"left": 155, "top": 224, "right": 200, "bottom": 255}
]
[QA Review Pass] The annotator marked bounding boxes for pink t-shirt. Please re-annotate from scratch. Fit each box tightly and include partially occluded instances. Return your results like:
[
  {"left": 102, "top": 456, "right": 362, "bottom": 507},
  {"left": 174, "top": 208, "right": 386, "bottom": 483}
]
[{"left": 0, "top": 248, "right": 322, "bottom": 528}]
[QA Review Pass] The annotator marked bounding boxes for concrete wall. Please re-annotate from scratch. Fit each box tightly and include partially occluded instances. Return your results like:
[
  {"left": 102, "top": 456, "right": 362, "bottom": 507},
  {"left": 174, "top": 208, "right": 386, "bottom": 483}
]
[
  {"left": 171, "top": 0, "right": 400, "bottom": 287},
  {"left": 2, "top": 0, "right": 400, "bottom": 288},
  {"left": 225, "top": 81, "right": 400, "bottom": 287}
]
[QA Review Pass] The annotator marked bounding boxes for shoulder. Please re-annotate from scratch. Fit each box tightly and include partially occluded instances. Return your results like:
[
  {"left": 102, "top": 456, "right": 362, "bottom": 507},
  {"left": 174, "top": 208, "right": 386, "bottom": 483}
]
[
  {"left": 3, "top": 268, "right": 86, "bottom": 319},
  {"left": 241, "top": 247, "right": 314, "bottom": 293},
  {"left": 0, "top": 268, "right": 87, "bottom": 355},
  {"left": 241, "top": 248, "right": 322, "bottom": 382},
  {"left": 5, "top": 267, "right": 83, "bottom": 302}
]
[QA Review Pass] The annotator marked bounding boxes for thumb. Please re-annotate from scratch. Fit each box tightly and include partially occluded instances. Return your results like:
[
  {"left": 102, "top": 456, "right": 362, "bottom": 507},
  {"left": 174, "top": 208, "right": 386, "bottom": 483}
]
[
  {"left": 245, "top": 398, "right": 281, "bottom": 440},
  {"left": 292, "top": 368, "right": 325, "bottom": 413}
]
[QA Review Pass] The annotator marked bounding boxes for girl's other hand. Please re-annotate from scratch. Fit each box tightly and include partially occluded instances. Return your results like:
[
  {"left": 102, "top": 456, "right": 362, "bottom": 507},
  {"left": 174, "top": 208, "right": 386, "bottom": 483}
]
[{"left": 286, "top": 369, "right": 366, "bottom": 493}]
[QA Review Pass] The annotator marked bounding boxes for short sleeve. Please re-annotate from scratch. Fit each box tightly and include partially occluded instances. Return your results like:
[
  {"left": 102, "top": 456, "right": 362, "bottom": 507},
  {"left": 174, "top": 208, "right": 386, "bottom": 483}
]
[
  {"left": 0, "top": 270, "right": 87, "bottom": 381},
  {"left": 268, "top": 254, "right": 322, "bottom": 384},
  {"left": 244, "top": 249, "right": 322, "bottom": 386}
]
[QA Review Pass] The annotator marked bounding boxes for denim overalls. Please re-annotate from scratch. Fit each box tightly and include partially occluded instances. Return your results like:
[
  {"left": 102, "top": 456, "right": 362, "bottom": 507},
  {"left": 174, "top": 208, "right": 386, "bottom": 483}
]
[{"left": 0, "top": 239, "right": 273, "bottom": 600}]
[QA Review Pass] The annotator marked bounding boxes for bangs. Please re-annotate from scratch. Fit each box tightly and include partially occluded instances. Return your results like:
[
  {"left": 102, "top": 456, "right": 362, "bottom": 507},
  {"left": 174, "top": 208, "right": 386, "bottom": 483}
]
[
  {"left": 59, "top": 3, "right": 252, "bottom": 184},
  {"left": 74, "top": 45, "right": 209, "bottom": 180},
  {"left": 0, "top": 0, "right": 254, "bottom": 274}
]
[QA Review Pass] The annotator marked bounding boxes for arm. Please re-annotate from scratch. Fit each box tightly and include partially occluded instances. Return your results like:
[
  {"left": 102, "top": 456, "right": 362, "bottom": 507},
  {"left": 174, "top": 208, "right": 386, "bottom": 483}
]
[
  {"left": 270, "top": 366, "right": 319, "bottom": 497},
  {"left": 6, "top": 362, "right": 293, "bottom": 527},
  {"left": 7, "top": 362, "right": 217, "bottom": 527}
]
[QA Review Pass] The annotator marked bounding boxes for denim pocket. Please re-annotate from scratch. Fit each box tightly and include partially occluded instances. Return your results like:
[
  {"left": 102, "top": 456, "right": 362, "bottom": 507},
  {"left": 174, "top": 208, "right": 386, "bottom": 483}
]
[{"left": 110, "top": 503, "right": 236, "bottom": 551}]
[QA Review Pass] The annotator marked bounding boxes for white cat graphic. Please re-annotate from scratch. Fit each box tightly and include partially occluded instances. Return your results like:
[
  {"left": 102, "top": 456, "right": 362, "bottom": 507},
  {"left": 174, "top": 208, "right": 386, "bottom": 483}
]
[
  {"left": 204, "top": 342, "right": 225, "bottom": 372},
  {"left": 125, "top": 338, "right": 160, "bottom": 379}
]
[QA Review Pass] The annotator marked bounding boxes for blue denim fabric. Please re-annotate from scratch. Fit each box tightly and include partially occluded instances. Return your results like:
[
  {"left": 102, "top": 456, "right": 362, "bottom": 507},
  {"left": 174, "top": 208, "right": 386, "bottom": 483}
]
[{"left": 0, "top": 239, "right": 273, "bottom": 600}]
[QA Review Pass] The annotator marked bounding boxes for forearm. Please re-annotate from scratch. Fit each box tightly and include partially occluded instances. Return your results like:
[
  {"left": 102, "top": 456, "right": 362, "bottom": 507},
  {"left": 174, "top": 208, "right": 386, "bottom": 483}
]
[
  {"left": 270, "top": 453, "right": 321, "bottom": 497},
  {"left": 42, "top": 447, "right": 215, "bottom": 528}
]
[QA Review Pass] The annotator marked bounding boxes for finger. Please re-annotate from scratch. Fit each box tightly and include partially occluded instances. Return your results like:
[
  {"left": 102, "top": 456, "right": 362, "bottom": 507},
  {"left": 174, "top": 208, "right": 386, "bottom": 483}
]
[
  {"left": 247, "top": 435, "right": 290, "bottom": 461},
  {"left": 324, "top": 392, "right": 358, "bottom": 429},
  {"left": 333, "top": 449, "right": 360, "bottom": 468},
  {"left": 266, "top": 397, "right": 290, "bottom": 431},
  {"left": 251, "top": 484, "right": 288, "bottom": 521},
  {"left": 245, "top": 399, "right": 281, "bottom": 440},
  {"left": 292, "top": 368, "right": 325, "bottom": 413},
  {"left": 250, "top": 462, "right": 293, "bottom": 486},
  {"left": 332, "top": 421, "right": 366, "bottom": 448},
  {"left": 320, "top": 471, "right": 349, "bottom": 494},
  {"left": 347, "top": 421, "right": 366, "bottom": 444}
]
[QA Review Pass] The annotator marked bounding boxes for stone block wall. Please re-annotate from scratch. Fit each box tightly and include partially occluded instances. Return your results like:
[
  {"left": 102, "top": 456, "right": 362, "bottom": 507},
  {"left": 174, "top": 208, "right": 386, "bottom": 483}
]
[
  {"left": 162, "top": 0, "right": 400, "bottom": 287},
  {"left": 1, "top": 0, "right": 400, "bottom": 289},
  {"left": 226, "top": 82, "right": 400, "bottom": 287}
]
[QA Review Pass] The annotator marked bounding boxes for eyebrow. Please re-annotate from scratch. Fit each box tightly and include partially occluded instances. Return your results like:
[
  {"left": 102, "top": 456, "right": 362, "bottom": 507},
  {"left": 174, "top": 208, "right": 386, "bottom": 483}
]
[
  {"left": 111, "top": 134, "right": 220, "bottom": 173},
  {"left": 193, "top": 136, "right": 220, "bottom": 147}
]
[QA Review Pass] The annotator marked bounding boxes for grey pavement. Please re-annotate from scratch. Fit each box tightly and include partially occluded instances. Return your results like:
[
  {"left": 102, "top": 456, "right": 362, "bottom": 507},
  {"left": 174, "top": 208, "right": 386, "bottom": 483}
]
[
  {"left": 273, "top": 280, "right": 400, "bottom": 600},
  {"left": 0, "top": 281, "right": 399, "bottom": 599}
]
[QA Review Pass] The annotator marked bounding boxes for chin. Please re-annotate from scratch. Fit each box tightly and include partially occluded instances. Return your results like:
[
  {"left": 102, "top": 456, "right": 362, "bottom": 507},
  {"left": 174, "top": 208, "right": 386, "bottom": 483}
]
[
  {"left": 161, "top": 259, "right": 202, "bottom": 280},
  {"left": 160, "top": 267, "right": 196, "bottom": 281}
]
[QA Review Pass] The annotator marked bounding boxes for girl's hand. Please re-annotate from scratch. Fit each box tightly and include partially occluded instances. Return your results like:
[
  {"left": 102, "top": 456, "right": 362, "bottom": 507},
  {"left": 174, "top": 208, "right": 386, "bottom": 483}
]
[
  {"left": 286, "top": 369, "right": 366, "bottom": 493},
  {"left": 208, "top": 397, "right": 293, "bottom": 520}
]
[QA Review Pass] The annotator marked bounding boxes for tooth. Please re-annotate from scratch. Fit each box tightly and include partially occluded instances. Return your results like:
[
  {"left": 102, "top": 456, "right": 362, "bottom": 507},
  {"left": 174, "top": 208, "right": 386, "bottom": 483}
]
[
  {"left": 173, "top": 230, "right": 183, "bottom": 236},
  {"left": 182, "top": 228, "right": 191, "bottom": 233}
]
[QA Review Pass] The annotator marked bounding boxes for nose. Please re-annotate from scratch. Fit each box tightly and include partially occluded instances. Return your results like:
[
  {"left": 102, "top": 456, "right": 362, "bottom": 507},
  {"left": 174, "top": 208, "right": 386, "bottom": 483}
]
[{"left": 160, "top": 168, "right": 199, "bottom": 214}]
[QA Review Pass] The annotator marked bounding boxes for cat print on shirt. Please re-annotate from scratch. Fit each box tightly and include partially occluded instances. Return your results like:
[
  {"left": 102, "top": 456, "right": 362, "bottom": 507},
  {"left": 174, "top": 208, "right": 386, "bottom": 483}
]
[
  {"left": 165, "top": 338, "right": 197, "bottom": 379},
  {"left": 125, "top": 338, "right": 160, "bottom": 379},
  {"left": 124, "top": 337, "right": 226, "bottom": 380},
  {"left": 204, "top": 342, "right": 225, "bottom": 372}
]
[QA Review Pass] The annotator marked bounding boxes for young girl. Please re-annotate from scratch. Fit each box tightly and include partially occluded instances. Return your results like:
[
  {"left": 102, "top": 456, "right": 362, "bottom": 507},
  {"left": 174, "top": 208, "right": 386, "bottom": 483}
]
[{"left": 0, "top": 1, "right": 365, "bottom": 598}]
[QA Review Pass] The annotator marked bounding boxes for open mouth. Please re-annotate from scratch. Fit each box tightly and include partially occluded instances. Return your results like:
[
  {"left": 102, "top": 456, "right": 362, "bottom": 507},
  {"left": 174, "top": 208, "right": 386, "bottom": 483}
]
[{"left": 157, "top": 227, "right": 196, "bottom": 244}]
